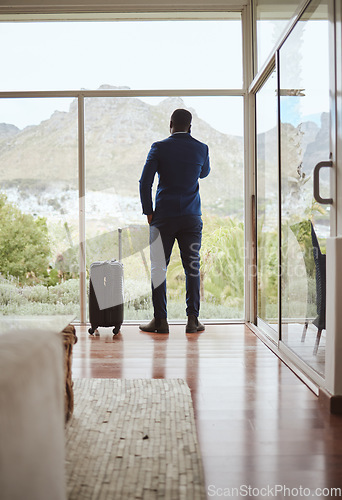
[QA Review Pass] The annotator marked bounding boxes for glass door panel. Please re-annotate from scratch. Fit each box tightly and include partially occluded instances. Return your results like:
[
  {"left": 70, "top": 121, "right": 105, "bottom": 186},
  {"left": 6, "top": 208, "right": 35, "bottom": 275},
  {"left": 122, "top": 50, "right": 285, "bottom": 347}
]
[
  {"left": 256, "top": 70, "right": 279, "bottom": 338},
  {"left": 0, "top": 98, "right": 79, "bottom": 318},
  {"left": 84, "top": 96, "right": 244, "bottom": 321},
  {"left": 279, "top": 0, "right": 330, "bottom": 376}
]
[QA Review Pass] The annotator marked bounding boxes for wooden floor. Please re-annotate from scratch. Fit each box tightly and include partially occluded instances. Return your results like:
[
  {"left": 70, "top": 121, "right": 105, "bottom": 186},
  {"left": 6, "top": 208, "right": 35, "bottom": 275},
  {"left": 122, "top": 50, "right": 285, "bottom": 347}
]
[{"left": 73, "top": 323, "right": 342, "bottom": 498}]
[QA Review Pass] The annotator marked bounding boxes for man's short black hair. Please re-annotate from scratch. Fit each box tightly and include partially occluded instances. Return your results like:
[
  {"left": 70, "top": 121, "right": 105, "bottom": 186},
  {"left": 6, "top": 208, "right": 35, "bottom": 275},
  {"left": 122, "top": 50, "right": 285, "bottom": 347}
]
[{"left": 171, "top": 109, "right": 192, "bottom": 130}]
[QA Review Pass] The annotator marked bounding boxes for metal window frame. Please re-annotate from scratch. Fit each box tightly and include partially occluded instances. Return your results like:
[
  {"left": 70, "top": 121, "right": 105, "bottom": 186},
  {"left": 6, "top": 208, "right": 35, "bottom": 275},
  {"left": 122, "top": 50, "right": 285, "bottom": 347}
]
[
  {"left": 0, "top": 11, "right": 251, "bottom": 324},
  {"left": 253, "top": 61, "right": 279, "bottom": 343},
  {"left": 249, "top": 0, "right": 316, "bottom": 340},
  {"left": 242, "top": 5, "right": 255, "bottom": 323}
]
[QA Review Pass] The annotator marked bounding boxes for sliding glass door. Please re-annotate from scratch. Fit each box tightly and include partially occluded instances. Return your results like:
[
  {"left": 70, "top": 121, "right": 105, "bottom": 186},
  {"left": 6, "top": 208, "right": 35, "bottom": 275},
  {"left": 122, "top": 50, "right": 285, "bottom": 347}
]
[
  {"left": 255, "top": 0, "right": 334, "bottom": 379},
  {"left": 256, "top": 70, "right": 279, "bottom": 340},
  {"left": 279, "top": 0, "right": 331, "bottom": 376}
]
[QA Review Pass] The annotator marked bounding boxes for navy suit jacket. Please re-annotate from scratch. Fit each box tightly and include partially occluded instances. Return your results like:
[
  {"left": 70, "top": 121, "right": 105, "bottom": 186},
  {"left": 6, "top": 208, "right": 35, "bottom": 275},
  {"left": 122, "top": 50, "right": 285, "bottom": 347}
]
[{"left": 139, "top": 132, "right": 210, "bottom": 218}]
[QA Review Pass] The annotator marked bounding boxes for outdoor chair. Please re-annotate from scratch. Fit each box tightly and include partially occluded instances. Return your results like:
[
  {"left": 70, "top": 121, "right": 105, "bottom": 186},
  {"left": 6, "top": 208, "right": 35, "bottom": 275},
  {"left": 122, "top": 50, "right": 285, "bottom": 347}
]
[
  {"left": 311, "top": 222, "right": 326, "bottom": 354},
  {"left": 299, "top": 221, "right": 326, "bottom": 355},
  {"left": 289, "top": 220, "right": 316, "bottom": 345}
]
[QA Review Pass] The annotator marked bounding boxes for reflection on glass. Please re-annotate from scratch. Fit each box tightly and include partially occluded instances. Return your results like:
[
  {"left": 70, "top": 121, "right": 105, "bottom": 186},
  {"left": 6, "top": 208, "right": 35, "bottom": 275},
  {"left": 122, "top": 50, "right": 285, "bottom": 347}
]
[
  {"left": 255, "top": 0, "right": 300, "bottom": 70},
  {"left": 0, "top": 98, "right": 79, "bottom": 318},
  {"left": 85, "top": 96, "right": 244, "bottom": 320},
  {"left": 279, "top": 0, "right": 329, "bottom": 376},
  {"left": 256, "top": 71, "right": 278, "bottom": 333},
  {"left": 0, "top": 18, "right": 242, "bottom": 91}
]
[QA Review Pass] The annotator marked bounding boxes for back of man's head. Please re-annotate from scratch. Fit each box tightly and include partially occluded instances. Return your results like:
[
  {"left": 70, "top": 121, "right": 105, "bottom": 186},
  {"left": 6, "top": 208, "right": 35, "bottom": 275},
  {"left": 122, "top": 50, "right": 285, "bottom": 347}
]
[{"left": 170, "top": 109, "right": 192, "bottom": 132}]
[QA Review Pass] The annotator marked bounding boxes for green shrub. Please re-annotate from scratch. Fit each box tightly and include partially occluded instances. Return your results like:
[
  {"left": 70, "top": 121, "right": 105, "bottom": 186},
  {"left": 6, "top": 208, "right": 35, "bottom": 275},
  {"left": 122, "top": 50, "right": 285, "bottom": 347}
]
[
  {"left": 0, "top": 276, "right": 80, "bottom": 316},
  {"left": 201, "top": 216, "right": 245, "bottom": 310},
  {"left": 0, "top": 193, "right": 50, "bottom": 283}
]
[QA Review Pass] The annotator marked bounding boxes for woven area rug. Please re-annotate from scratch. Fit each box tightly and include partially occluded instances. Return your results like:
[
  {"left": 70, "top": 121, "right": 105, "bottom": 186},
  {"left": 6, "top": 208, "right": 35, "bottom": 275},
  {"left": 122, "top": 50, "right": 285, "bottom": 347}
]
[{"left": 65, "top": 378, "right": 206, "bottom": 500}]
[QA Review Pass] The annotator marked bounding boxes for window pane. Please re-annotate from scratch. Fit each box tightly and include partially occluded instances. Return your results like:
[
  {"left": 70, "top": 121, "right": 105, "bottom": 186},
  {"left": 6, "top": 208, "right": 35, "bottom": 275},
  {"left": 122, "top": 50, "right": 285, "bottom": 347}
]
[
  {"left": 0, "top": 18, "right": 242, "bottom": 91},
  {"left": 85, "top": 96, "right": 244, "bottom": 320},
  {"left": 256, "top": 70, "right": 278, "bottom": 334},
  {"left": 255, "top": 0, "right": 299, "bottom": 71},
  {"left": 0, "top": 98, "right": 79, "bottom": 318}
]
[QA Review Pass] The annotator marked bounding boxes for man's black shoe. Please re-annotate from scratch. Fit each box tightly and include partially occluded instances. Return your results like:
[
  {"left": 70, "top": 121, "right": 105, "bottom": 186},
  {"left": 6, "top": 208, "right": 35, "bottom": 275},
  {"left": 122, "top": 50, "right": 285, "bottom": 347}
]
[
  {"left": 139, "top": 318, "right": 169, "bottom": 333},
  {"left": 186, "top": 315, "right": 205, "bottom": 333}
]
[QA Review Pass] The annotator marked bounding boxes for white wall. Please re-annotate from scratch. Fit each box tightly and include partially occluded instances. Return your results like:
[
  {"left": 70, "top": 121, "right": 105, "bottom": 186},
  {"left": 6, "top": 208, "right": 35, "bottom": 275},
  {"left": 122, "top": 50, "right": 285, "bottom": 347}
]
[
  {"left": 323, "top": 0, "right": 342, "bottom": 397},
  {"left": 336, "top": 0, "right": 342, "bottom": 238}
]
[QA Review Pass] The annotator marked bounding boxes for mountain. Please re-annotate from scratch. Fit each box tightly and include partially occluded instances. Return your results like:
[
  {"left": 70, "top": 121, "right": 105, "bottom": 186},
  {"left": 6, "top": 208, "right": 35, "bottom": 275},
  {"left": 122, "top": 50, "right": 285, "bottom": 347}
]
[
  {"left": 0, "top": 123, "right": 20, "bottom": 142},
  {"left": 0, "top": 87, "right": 331, "bottom": 225},
  {"left": 0, "top": 86, "right": 244, "bottom": 216},
  {"left": 257, "top": 115, "right": 329, "bottom": 191},
  {"left": 302, "top": 112, "right": 330, "bottom": 179}
]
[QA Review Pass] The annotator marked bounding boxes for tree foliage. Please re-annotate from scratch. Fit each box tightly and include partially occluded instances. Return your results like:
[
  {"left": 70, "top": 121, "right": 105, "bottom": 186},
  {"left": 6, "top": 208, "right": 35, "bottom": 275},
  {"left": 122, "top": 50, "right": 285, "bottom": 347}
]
[
  {"left": 166, "top": 215, "right": 245, "bottom": 315},
  {"left": 200, "top": 216, "right": 245, "bottom": 309},
  {"left": 0, "top": 193, "right": 50, "bottom": 283}
]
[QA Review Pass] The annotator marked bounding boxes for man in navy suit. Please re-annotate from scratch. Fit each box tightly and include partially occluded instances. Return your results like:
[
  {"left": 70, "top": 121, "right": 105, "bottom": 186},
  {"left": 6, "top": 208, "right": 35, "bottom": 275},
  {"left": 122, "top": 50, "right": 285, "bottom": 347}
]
[{"left": 139, "top": 108, "right": 210, "bottom": 333}]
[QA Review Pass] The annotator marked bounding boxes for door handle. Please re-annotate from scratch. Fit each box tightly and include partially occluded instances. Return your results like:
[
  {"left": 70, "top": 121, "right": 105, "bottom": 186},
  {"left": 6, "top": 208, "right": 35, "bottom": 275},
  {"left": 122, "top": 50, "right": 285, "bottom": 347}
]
[{"left": 313, "top": 160, "right": 333, "bottom": 205}]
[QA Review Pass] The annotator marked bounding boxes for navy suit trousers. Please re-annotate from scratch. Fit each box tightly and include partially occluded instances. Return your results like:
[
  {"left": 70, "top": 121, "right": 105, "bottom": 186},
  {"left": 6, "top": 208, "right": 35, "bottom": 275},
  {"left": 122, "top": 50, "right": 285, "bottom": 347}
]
[{"left": 149, "top": 215, "right": 203, "bottom": 318}]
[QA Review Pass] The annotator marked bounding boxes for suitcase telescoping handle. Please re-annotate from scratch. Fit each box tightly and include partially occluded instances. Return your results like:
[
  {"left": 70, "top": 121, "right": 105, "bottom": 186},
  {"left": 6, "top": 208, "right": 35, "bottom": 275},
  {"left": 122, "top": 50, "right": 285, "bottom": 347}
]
[{"left": 118, "top": 227, "right": 122, "bottom": 263}]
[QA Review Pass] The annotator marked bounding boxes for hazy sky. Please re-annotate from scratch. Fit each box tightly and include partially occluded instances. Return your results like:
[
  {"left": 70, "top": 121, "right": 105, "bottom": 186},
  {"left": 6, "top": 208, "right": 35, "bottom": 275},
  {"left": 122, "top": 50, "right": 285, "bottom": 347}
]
[
  {"left": 0, "top": 18, "right": 330, "bottom": 136},
  {"left": 0, "top": 20, "right": 244, "bottom": 135}
]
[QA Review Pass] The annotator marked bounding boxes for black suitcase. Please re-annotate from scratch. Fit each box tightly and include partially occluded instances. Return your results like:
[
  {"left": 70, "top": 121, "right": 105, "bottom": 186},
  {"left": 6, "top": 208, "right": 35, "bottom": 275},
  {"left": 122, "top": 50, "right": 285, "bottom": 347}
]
[{"left": 88, "top": 229, "right": 124, "bottom": 337}]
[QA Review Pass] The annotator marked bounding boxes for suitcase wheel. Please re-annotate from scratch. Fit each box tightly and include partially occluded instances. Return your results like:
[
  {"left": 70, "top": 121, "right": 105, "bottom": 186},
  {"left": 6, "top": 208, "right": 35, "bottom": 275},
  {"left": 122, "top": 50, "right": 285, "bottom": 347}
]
[
  {"left": 88, "top": 327, "right": 100, "bottom": 336},
  {"left": 112, "top": 326, "right": 120, "bottom": 336}
]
